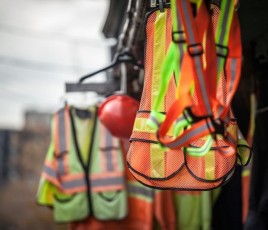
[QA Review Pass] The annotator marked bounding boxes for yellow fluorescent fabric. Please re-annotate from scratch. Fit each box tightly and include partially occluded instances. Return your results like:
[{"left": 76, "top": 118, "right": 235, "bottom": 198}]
[
  {"left": 73, "top": 107, "right": 96, "bottom": 164},
  {"left": 151, "top": 144, "right": 165, "bottom": 178},
  {"left": 205, "top": 151, "right": 215, "bottom": 180},
  {"left": 152, "top": 11, "right": 167, "bottom": 111},
  {"left": 133, "top": 118, "right": 174, "bottom": 136}
]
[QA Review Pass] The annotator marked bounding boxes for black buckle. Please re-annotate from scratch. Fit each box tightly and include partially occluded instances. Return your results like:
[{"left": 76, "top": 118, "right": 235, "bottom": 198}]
[
  {"left": 211, "top": 119, "right": 225, "bottom": 136},
  {"left": 215, "top": 44, "right": 229, "bottom": 58},
  {"left": 172, "top": 31, "right": 186, "bottom": 44},
  {"left": 187, "top": 43, "right": 203, "bottom": 57}
]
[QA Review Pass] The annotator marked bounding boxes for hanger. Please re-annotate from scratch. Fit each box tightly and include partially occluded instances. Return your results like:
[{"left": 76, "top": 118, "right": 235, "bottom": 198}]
[{"left": 78, "top": 51, "right": 143, "bottom": 83}]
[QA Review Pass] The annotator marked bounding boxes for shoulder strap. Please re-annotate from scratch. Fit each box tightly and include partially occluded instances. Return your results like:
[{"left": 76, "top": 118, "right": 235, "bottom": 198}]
[{"left": 54, "top": 107, "right": 70, "bottom": 156}]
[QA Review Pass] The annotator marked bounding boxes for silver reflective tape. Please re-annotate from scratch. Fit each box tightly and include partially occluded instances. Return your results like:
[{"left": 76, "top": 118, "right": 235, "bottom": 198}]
[
  {"left": 194, "top": 56, "right": 212, "bottom": 114},
  {"left": 229, "top": 58, "right": 237, "bottom": 95},
  {"left": 58, "top": 109, "right": 67, "bottom": 154},
  {"left": 91, "top": 176, "right": 124, "bottom": 188},
  {"left": 217, "top": 106, "right": 224, "bottom": 119},
  {"left": 105, "top": 128, "right": 114, "bottom": 172},
  {"left": 167, "top": 123, "right": 208, "bottom": 149},
  {"left": 175, "top": 115, "right": 186, "bottom": 124},
  {"left": 149, "top": 115, "right": 161, "bottom": 127},
  {"left": 176, "top": 1, "right": 183, "bottom": 30},
  {"left": 181, "top": 0, "right": 195, "bottom": 44},
  {"left": 179, "top": 45, "right": 185, "bottom": 66},
  {"left": 226, "top": 132, "right": 236, "bottom": 146},
  {"left": 62, "top": 178, "right": 86, "bottom": 189},
  {"left": 128, "top": 183, "right": 154, "bottom": 199},
  {"left": 43, "top": 165, "right": 57, "bottom": 179},
  {"left": 57, "top": 157, "right": 65, "bottom": 176}
]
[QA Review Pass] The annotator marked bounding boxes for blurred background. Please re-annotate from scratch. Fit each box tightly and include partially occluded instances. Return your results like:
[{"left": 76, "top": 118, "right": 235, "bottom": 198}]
[
  {"left": 0, "top": 0, "right": 268, "bottom": 229},
  {"left": 0, "top": 0, "right": 110, "bottom": 229}
]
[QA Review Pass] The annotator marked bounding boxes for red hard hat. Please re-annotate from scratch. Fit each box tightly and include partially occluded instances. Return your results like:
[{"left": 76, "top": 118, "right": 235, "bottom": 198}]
[{"left": 98, "top": 94, "right": 139, "bottom": 139}]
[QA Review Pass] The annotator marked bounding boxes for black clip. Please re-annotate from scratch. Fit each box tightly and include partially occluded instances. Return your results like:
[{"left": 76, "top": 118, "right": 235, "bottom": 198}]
[
  {"left": 172, "top": 31, "right": 186, "bottom": 44},
  {"left": 215, "top": 44, "right": 229, "bottom": 58},
  {"left": 159, "top": 0, "right": 164, "bottom": 12},
  {"left": 187, "top": 43, "right": 203, "bottom": 57}
]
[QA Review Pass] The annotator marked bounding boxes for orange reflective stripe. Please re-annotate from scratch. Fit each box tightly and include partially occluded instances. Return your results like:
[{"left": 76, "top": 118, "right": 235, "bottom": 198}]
[
  {"left": 100, "top": 123, "right": 120, "bottom": 172},
  {"left": 100, "top": 123, "right": 107, "bottom": 172},
  {"left": 58, "top": 174, "right": 86, "bottom": 193},
  {"left": 53, "top": 107, "right": 70, "bottom": 175},
  {"left": 55, "top": 108, "right": 69, "bottom": 155},
  {"left": 111, "top": 135, "right": 119, "bottom": 171},
  {"left": 177, "top": 0, "right": 214, "bottom": 115},
  {"left": 42, "top": 161, "right": 60, "bottom": 187},
  {"left": 54, "top": 113, "right": 60, "bottom": 155}
]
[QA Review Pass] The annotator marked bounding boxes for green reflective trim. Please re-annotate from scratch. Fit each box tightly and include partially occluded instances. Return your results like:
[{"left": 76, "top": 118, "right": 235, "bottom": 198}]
[
  {"left": 215, "top": 0, "right": 235, "bottom": 79},
  {"left": 166, "top": 122, "right": 209, "bottom": 149},
  {"left": 185, "top": 135, "right": 213, "bottom": 157}
]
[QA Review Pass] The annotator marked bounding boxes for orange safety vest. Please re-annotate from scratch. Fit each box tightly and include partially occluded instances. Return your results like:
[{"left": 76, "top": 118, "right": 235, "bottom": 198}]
[{"left": 127, "top": 1, "right": 251, "bottom": 190}]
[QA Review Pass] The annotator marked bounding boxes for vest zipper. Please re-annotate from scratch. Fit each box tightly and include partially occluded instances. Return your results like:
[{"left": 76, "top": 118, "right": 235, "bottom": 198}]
[
  {"left": 69, "top": 106, "right": 98, "bottom": 218},
  {"left": 85, "top": 108, "right": 97, "bottom": 217}
]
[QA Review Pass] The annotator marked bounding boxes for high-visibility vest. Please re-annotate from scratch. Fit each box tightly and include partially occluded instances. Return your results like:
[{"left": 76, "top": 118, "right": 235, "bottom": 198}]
[
  {"left": 69, "top": 140, "right": 176, "bottom": 230},
  {"left": 37, "top": 106, "right": 127, "bottom": 223},
  {"left": 127, "top": 1, "right": 251, "bottom": 190}
]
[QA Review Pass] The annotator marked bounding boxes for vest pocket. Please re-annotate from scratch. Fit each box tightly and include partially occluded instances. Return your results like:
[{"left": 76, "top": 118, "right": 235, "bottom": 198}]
[
  {"left": 54, "top": 192, "right": 89, "bottom": 223},
  {"left": 92, "top": 190, "right": 128, "bottom": 220}
]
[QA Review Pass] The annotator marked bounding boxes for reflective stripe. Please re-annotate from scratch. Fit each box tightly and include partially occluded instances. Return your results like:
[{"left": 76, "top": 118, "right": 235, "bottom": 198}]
[
  {"left": 181, "top": 0, "right": 195, "bottom": 44},
  {"left": 218, "top": 0, "right": 233, "bottom": 45},
  {"left": 57, "top": 156, "right": 65, "bottom": 176},
  {"left": 128, "top": 182, "right": 154, "bottom": 200},
  {"left": 216, "top": 105, "right": 224, "bottom": 119},
  {"left": 43, "top": 164, "right": 57, "bottom": 179},
  {"left": 175, "top": 114, "right": 187, "bottom": 125},
  {"left": 181, "top": 0, "right": 211, "bottom": 114},
  {"left": 229, "top": 58, "right": 237, "bottom": 96},
  {"left": 205, "top": 150, "right": 215, "bottom": 180},
  {"left": 62, "top": 177, "right": 86, "bottom": 190},
  {"left": 91, "top": 176, "right": 124, "bottom": 188},
  {"left": 152, "top": 11, "right": 167, "bottom": 111},
  {"left": 193, "top": 56, "right": 212, "bottom": 114},
  {"left": 56, "top": 108, "right": 69, "bottom": 175},
  {"left": 134, "top": 117, "right": 174, "bottom": 136},
  {"left": 100, "top": 123, "right": 119, "bottom": 173},
  {"left": 149, "top": 115, "right": 161, "bottom": 128},
  {"left": 105, "top": 126, "right": 114, "bottom": 172},
  {"left": 166, "top": 122, "right": 210, "bottom": 149},
  {"left": 42, "top": 162, "right": 60, "bottom": 187},
  {"left": 216, "top": 0, "right": 234, "bottom": 78},
  {"left": 150, "top": 143, "right": 165, "bottom": 178},
  {"left": 58, "top": 108, "right": 67, "bottom": 154},
  {"left": 226, "top": 132, "right": 237, "bottom": 146}
]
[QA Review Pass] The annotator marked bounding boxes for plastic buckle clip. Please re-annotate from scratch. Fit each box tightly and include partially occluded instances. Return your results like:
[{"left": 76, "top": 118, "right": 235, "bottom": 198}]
[
  {"left": 187, "top": 43, "right": 203, "bottom": 57},
  {"left": 172, "top": 31, "right": 186, "bottom": 44},
  {"left": 215, "top": 44, "right": 229, "bottom": 58}
]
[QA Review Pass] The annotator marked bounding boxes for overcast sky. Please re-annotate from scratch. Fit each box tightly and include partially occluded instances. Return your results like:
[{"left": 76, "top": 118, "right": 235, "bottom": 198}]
[{"left": 0, "top": 0, "right": 111, "bottom": 129}]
